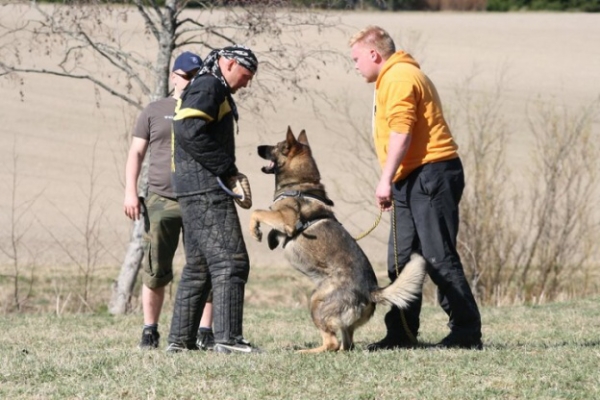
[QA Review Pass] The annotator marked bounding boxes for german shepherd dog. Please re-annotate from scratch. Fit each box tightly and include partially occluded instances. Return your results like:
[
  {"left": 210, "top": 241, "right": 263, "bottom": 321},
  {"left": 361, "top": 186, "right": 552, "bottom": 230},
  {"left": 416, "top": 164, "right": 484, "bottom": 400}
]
[{"left": 249, "top": 127, "right": 426, "bottom": 353}]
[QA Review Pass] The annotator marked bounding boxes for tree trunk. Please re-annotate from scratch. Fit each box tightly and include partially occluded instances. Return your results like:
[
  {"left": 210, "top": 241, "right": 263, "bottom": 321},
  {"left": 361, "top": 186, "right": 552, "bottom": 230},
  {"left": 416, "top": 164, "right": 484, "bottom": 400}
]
[
  {"left": 109, "top": 158, "right": 149, "bottom": 315},
  {"left": 109, "top": 21, "right": 173, "bottom": 314},
  {"left": 109, "top": 217, "right": 144, "bottom": 314}
]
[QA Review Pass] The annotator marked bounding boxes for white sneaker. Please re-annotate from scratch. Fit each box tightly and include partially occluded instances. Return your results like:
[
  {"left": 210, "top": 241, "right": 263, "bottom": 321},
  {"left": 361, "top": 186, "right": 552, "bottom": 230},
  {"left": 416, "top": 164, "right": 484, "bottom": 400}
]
[{"left": 213, "top": 339, "right": 262, "bottom": 354}]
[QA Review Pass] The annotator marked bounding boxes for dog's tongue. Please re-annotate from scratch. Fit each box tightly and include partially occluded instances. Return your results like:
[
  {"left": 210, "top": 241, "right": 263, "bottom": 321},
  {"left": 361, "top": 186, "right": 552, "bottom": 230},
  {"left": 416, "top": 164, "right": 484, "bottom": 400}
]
[{"left": 261, "top": 161, "right": 275, "bottom": 174}]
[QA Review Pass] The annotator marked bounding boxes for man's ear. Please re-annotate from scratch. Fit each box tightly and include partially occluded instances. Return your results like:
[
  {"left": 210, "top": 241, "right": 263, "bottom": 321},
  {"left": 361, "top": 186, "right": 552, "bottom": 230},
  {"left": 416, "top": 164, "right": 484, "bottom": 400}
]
[
  {"left": 226, "top": 58, "right": 236, "bottom": 71},
  {"left": 370, "top": 49, "right": 378, "bottom": 61}
]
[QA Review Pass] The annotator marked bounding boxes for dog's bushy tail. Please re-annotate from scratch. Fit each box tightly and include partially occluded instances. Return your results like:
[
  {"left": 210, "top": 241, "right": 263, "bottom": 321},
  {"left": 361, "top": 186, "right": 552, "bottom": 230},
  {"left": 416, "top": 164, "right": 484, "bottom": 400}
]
[{"left": 371, "top": 253, "right": 426, "bottom": 308}]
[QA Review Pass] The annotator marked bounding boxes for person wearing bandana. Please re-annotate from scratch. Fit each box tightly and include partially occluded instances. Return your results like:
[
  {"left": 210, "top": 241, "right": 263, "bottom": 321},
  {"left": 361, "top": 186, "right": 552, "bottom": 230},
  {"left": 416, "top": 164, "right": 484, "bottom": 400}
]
[{"left": 167, "top": 45, "right": 259, "bottom": 354}]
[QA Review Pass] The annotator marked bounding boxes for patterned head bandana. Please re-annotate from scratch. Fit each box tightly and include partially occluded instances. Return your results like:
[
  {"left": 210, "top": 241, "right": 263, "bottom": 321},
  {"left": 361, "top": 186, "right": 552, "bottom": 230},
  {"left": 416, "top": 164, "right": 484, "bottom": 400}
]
[
  {"left": 195, "top": 44, "right": 258, "bottom": 124},
  {"left": 198, "top": 44, "right": 258, "bottom": 83},
  {"left": 221, "top": 45, "right": 258, "bottom": 74}
]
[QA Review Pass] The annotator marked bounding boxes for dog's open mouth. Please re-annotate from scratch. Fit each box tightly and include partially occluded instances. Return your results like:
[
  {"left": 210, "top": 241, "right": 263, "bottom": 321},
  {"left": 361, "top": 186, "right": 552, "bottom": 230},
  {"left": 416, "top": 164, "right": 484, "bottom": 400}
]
[{"left": 261, "top": 161, "right": 276, "bottom": 174}]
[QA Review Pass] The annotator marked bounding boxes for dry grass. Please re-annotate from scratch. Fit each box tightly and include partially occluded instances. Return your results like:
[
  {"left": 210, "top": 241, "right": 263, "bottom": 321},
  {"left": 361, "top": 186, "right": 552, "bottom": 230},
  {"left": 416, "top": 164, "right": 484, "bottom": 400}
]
[{"left": 1, "top": 297, "right": 599, "bottom": 399}]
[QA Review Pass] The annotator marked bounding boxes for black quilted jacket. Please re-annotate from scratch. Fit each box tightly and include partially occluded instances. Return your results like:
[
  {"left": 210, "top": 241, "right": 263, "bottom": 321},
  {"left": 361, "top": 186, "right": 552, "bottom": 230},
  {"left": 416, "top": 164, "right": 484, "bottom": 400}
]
[{"left": 172, "top": 74, "right": 239, "bottom": 197}]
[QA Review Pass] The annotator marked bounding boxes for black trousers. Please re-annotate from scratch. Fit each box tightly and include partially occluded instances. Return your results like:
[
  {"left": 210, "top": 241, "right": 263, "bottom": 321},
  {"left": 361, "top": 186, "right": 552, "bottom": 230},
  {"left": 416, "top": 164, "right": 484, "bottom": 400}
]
[
  {"left": 385, "top": 158, "right": 481, "bottom": 340},
  {"left": 168, "top": 190, "right": 250, "bottom": 348}
]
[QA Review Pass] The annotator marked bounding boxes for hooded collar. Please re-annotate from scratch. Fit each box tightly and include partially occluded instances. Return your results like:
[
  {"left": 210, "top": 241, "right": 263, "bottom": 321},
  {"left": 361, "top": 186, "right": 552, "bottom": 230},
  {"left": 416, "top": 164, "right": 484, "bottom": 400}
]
[{"left": 376, "top": 51, "right": 420, "bottom": 89}]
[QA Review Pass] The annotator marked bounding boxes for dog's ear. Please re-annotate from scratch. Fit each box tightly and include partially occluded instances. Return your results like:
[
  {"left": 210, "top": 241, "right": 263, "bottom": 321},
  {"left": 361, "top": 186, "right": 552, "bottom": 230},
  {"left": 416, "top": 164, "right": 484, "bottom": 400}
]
[
  {"left": 286, "top": 126, "right": 297, "bottom": 147},
  {"left": 297, "top": 130, "right": 309, "bottom": 147}
]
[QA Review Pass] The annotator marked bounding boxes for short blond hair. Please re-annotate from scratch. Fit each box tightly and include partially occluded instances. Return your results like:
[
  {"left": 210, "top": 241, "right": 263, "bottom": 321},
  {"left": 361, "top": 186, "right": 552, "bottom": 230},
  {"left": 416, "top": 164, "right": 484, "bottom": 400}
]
[{"left": 349, "top": 25, "right": 396, "bottom": 59}]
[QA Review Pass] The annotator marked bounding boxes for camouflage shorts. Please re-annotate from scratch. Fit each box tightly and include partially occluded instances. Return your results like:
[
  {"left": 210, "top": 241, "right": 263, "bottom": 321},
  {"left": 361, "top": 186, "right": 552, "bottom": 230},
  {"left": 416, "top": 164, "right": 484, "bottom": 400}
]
[{"left": 142, "top": 192, "right": 182, "bottom": 288}]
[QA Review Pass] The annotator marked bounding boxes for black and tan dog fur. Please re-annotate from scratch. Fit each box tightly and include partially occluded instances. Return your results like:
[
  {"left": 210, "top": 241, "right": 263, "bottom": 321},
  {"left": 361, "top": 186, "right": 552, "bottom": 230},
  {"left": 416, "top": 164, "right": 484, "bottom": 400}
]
[{"left": 249, "top": 127, "right": 426, "bottom": 353}]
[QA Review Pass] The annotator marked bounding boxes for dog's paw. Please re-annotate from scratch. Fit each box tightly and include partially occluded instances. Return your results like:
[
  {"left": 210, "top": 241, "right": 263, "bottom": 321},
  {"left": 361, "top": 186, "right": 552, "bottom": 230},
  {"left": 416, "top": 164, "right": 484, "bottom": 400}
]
[
  {"left": 267, "top": 230, "right": 282, "bottom": 250},
  {"left": 249, "top": 219, "right": 263, "bottom": 242}
]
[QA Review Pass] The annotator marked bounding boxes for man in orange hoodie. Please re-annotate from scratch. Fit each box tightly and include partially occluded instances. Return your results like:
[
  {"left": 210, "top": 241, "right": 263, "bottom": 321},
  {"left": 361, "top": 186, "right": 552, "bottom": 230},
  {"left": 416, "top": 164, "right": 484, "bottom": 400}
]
[{"left": 350, "top": 26, "right": 482, "bottom": 350}]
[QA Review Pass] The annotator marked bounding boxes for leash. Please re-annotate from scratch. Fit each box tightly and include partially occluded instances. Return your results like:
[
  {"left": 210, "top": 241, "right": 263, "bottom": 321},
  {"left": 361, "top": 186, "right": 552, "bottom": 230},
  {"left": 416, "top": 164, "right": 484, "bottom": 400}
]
[
  {"left": 353, "top": 208, "right": 383, "bottom": 241},
  {"left": 352, "top": 202, "right": 418, "bottom": 345},
  {"left": 392, "top": 205, "right": 418, "bottom": 345}
]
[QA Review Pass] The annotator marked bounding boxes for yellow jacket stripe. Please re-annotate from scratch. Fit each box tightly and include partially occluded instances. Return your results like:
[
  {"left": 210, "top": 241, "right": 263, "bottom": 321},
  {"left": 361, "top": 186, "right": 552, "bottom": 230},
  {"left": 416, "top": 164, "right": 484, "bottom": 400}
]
[{"left": 174, "top": 107, "right": 214, "bottom": 122}]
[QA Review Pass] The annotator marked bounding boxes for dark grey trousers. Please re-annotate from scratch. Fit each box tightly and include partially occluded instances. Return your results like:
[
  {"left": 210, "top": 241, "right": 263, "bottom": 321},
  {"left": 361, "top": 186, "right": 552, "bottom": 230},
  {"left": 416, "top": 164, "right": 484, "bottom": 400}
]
[
  {"left": 168, "top": 190, "right": 250, "bottom": 348},
  {"left": 385, "top": 158, "right": 481, "bottom": 341}
]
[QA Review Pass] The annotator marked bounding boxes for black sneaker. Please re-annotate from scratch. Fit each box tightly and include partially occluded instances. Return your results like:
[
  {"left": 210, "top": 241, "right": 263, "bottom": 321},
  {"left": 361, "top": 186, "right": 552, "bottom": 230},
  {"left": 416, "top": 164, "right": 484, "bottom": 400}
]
[
  {"left": 437, "top": 332, "right": 483, "bottom": 350},
  {"left": 367, "top": 336, "right": 417, "bottom": 352},
  {"left": 213, "top": 338, "right": 262, "bottom": 354},
  {"left": 139, "top": 328, "right": 160, "bottom": 349},
  {"left": 165, "top": 342, "right": 199, "bottom": 353},
  {"left": 196, "top": 328, "right": 215, "bottom": 351}
]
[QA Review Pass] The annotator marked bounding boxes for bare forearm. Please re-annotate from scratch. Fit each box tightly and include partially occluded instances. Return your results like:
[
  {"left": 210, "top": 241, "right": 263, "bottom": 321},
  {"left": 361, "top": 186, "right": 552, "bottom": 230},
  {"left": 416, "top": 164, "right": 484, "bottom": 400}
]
[
  {"left": 125, "top": 153, "right": 143, "bottom": 196},
  {"left": 375, "top": 131, "right": 411, "bottom": 210},
  {"left": 381, "top": 131, "right": 411, "bottom": 183},
  {"left": 125, "top": 138, "right": 148, "bottom": 196}
]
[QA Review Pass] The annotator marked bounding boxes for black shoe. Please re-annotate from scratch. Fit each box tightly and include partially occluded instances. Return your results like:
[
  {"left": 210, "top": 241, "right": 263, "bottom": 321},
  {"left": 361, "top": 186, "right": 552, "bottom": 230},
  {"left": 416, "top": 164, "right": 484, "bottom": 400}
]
[
  {"left": 196, "top": 328, "right": 215, "bottom": 351},
  {"left": 165, "top": 342, "right": 200, "bottom": 353},
  {"left": 213, "top": 338, "right": 262, "bottom": 354},
  {"left": 367, "top": 336, "right": 417, "bottom": 352},
  {"left": 139, "top": 328, "right": 160, "bottom": 349},
  {"left": 437, "top": 332, "right": 483, "bottom": 350}
]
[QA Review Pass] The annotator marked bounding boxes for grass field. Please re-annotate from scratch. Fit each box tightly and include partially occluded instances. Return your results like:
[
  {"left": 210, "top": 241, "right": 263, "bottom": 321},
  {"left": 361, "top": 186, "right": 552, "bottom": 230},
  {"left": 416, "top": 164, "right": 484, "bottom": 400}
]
[{"left": 1, "top": 297, "right": 599, "bottom": 399}]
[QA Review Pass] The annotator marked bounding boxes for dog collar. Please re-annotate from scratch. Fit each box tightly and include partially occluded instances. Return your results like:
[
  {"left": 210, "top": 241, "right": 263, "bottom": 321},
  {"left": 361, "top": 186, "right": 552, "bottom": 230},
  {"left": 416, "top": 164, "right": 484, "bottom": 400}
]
[{"left": 273, "top": 190, "right": 334, "bottom": 207}]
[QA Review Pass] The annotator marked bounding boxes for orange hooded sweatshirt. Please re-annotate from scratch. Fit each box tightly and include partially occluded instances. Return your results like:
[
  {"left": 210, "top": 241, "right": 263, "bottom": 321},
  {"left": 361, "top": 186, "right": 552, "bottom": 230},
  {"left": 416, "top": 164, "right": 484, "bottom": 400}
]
[{"left": 374, "top": 51, "right": 458, "bottom": 182}]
